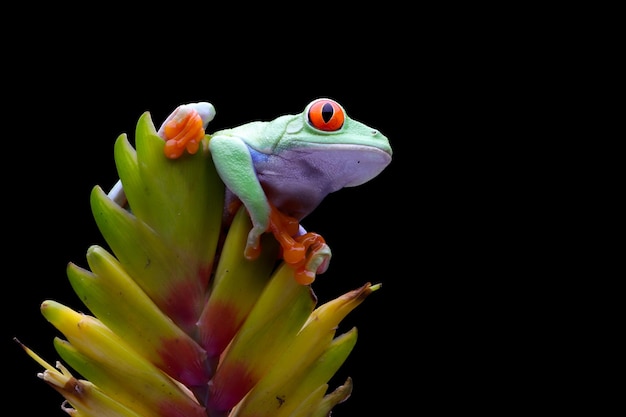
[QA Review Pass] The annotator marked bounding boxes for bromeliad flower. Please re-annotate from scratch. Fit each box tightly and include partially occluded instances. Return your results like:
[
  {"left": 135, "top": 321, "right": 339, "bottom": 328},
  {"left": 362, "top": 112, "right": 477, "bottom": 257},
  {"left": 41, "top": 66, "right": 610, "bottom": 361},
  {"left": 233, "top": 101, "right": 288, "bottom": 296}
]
[{"left": 16, "top": 99, "right": 391, "bottom": 416}]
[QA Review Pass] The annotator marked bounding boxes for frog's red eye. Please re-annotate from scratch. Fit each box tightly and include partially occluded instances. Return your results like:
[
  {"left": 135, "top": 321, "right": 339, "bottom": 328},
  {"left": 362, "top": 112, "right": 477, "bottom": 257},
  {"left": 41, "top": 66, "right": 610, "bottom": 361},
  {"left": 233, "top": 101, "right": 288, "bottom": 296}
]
[{"left": 307, "top": 99, "right": 344, "bottom": 131}]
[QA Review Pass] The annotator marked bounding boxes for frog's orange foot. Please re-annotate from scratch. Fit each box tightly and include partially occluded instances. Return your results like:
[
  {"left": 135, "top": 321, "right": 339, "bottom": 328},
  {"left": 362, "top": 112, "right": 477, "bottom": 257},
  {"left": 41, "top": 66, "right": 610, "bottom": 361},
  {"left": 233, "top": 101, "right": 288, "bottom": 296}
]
[
  {"left": 268, "top": 205, "right": 330, "bottom": 285},
  {"left": 291, "top": 233, "right": 330, "bottom": 285},
  {"left": 162, "top": 108, "right": 205, "bottom": 159}
]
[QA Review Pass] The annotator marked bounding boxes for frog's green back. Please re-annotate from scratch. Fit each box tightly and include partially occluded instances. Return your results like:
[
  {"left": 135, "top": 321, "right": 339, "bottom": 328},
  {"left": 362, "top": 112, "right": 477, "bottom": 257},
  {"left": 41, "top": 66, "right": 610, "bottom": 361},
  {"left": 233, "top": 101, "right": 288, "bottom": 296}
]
[{"left": 211, "top": 114, "right": 296, "bottom": 153}]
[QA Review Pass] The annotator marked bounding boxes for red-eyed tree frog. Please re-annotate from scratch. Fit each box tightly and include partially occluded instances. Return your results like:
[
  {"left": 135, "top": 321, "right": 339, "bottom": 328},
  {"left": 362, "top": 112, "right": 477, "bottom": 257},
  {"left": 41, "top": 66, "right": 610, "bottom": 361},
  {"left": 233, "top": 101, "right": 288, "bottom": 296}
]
[{"left": 110, "top": 98, "right": 392, "bottom": 285}]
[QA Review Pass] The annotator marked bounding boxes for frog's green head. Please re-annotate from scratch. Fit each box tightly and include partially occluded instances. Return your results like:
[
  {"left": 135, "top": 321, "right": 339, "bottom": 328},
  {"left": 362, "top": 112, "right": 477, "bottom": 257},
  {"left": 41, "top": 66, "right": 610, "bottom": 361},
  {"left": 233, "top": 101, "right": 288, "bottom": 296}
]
[
  {"left": 274, "top": 98, "right": 392, "bottom": 187},
  {"left": 292, "top": 98, "right": 391, "bottom": 153}
]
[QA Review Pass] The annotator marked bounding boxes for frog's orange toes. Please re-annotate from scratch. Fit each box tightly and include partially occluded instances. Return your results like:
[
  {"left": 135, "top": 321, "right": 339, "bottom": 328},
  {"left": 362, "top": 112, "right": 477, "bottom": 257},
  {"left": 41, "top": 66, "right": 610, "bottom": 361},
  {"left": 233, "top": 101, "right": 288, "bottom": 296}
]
[
  {"left": 291, "top": 235, "right": 329, "bottom": 285},
  {"left": 296, "top": 232, "right": 329, "bottom": 266},
  {"left": 266, "top": 204, "right": 331, "bottom": 284},
  {"left": 306, "top": 240, "right": 331, "bottom": 275},
  {"left": 279, "top": 229, "right": 329, "bottom": 285},
  {"left": 268, "top": 204, "right": 306, "bottom": 265},
  {"left": 163, "top": 108, "right": 206, "bottom": 159},
  {"left": 294, "top": 269, "right": 316, "bottom": 286}
]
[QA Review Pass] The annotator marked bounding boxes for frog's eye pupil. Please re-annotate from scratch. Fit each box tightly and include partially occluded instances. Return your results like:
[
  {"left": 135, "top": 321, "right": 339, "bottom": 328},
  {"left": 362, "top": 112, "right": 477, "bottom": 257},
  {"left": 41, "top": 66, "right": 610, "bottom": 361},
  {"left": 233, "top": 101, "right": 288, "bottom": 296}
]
[
  {"left": 307, "top": 98, "right": 345, "bottom": 131},
  {"left": 321, "top": 103, "right": 334, "bottom": 123}
]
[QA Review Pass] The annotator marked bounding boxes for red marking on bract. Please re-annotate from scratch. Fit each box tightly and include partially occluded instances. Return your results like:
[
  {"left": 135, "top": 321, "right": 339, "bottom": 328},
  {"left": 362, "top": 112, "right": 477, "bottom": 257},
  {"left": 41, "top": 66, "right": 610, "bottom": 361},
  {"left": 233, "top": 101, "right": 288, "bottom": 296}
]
[
  {"left": 162, "top": 279, "right": 206, "bottom": 333},
  {"left": 157, "top": 397, "right": 207, "bottom": 417},
  {"left": 207, "top": 361, "right": 259, "bottom": 412},
  {"left": 157, "top": 337, "right": 211, "bottom": 387},
  {"left": 198, "top": 301, "right": 244, "bottom": 358},
  {"left": 197, "top": 263, "right": 213, "bottom": 289}
]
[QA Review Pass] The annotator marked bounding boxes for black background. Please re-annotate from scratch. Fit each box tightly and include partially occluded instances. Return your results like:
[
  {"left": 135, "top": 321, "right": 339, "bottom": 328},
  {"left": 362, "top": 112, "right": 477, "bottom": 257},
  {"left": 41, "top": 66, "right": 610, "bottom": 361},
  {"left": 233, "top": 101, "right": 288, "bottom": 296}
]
[
  {"left": 3, "top": 32, "right": 424, "bottom": 417},
  {"left": 2, "top": 10, "right": 535, "bottom": 416}
]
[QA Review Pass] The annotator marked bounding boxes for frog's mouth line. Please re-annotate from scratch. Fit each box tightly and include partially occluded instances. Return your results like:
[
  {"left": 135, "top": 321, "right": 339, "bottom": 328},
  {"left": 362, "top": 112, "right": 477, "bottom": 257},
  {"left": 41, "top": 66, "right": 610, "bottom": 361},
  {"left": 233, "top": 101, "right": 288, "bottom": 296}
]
[{"left": 277, "top": 141, "right": 392, "bottom": 158}]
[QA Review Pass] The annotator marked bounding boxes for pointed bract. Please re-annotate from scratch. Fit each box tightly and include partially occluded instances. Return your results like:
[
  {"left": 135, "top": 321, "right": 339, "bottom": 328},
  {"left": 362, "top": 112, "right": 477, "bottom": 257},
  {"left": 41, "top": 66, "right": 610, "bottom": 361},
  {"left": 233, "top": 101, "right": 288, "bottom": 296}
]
[
  {"left": 309, "top": 378, "right": 354, "bottom": 417},
  {"left": 231, "top": 328, "right": 358, "bottom": 417},
  {"left": 40, "top": 300, "right": 207, "bottom": 417},
  {"left": 95, "top": 112, "right": 223, "bottom": 334},
  {"left": 67, "top": 245, "right": 211, "bottom": 388},
  {"left": 91, "top": 185, "right": 207, "bottom": 333},
  {"left": 117, "top": 112, "right": 224, "bottom": 252},
  {"left": 17, "top": 340, "right": 144, "bottom": 417},
  {"left": 206, "top": 263, "right": 316, "bottom": 413},
  {"left": 198, "top": 206, "right": 279, "bottom": 363}
]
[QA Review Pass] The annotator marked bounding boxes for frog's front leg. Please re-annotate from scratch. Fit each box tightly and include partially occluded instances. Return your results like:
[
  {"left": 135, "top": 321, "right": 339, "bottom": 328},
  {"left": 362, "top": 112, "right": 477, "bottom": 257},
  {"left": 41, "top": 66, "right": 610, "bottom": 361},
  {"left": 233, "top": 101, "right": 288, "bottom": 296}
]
[
  {"left": 158, "top": 102, "right": 216, "bottom": 159},
  {"left": 208, "top": 135, "right": 271, "bottom": 258},
  {"left": 209, "top": 136, "right": 331, "bottom": 284},
  {"left": 107, "top": 102, "right": 216, "bottom": 206}
]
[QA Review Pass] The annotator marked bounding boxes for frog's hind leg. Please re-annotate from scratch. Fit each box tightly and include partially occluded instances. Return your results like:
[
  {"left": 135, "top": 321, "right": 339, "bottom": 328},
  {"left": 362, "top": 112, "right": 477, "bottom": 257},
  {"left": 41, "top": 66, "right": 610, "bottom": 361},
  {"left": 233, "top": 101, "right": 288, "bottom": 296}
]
[
  {"left": 107, "top": 102, "right": 217, "bottom": 206},
  {"left": 266, "top": 204, "right": 332, "bottom": 285},
  {"left": 107, "top": 179, "right": 127, "bottom": 207}
]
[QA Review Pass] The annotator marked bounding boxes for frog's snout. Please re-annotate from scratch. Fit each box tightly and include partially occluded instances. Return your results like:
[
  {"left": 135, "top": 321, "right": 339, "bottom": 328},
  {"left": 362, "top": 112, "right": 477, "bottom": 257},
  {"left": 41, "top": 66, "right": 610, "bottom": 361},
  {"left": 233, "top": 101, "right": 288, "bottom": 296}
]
[{"left": 343, "top": 146, "right": 392, "bottom": 187}]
